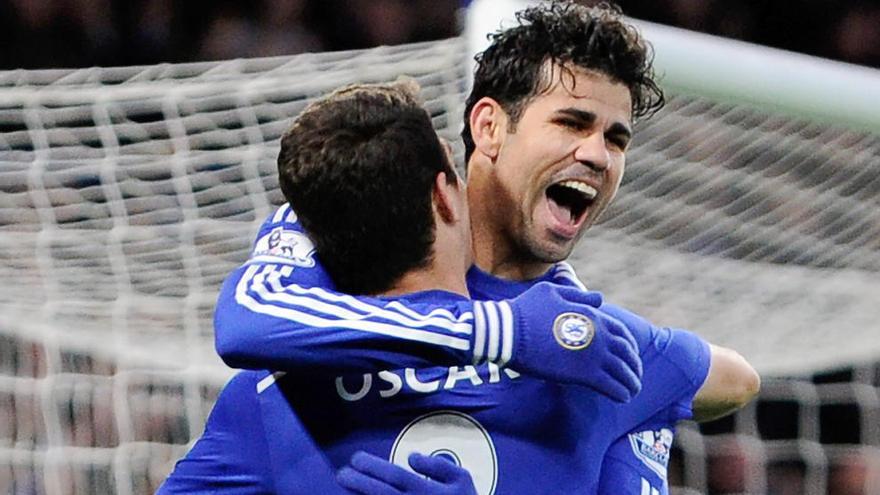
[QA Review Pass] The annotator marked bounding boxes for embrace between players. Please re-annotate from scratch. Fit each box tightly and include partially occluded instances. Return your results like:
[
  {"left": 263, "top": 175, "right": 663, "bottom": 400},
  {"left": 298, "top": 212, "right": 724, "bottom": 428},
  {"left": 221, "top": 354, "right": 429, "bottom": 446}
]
[{"left": 160, "top": 2, "right": 760, "bottom": 494}]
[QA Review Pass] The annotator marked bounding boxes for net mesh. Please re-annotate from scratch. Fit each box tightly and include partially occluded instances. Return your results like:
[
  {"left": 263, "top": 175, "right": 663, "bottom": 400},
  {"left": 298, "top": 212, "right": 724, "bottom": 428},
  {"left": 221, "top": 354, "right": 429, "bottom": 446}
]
[
  {"left": 578, "top": 94, "right": 880, "bottom": 375},
  {"left": 1, "top": 35, "right": 879, "bottom": 494},
  {"left": 0, "top": 39, "right": 470, "bottom": 495}
]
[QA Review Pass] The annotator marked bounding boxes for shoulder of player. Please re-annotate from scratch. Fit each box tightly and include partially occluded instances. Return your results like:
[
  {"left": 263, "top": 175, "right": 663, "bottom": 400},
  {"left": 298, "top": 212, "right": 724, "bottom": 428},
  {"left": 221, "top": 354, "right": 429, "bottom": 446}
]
[
  {"left": 221, "top": 370, "right": 270, "bottom": 401},
  {"left": 248, "top": 207, "right": 318, "bottom": 268},
  {"left": 599, "top": 303, "right": 710, "bottom": 383},
  {"left": 549, "top": 261, "right": 587, "bottom": 290},
  {"left": 253, "top": 204, "right": 305, "bottom": 239}
]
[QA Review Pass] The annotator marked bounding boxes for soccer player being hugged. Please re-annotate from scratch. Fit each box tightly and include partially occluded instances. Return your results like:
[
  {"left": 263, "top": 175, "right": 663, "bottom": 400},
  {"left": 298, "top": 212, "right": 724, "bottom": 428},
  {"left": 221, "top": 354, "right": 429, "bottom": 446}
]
[
  {"left": 204, "top": 2, "right": 760, "bottom": 494},
  {"left": 161, "top": 78, "right": 643, "bottom": 494}
]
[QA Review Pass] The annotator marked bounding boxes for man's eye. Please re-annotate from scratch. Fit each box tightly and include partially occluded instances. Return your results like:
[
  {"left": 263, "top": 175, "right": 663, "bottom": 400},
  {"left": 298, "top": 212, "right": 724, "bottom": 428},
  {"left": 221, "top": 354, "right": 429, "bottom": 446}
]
[
  {"left": 557, "top": 119, "right": 586, "bottom": 131},
  {"left": 607, "top": 136, "right": 629, "bottom": 150}
]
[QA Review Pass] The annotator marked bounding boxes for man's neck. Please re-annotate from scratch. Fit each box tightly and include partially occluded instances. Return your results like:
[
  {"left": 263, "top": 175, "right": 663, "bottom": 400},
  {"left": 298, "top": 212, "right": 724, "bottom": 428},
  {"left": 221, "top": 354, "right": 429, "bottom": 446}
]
[
  {"left": 467, "top": 166, "right": 553, "bottom": 281},
  {"left": 471, "top": 231, "right": 553, "bottom": 281}
]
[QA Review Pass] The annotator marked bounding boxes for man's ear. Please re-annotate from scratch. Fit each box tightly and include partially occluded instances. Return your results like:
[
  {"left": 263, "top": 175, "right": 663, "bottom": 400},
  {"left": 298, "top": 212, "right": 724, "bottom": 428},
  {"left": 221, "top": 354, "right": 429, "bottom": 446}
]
[
  {"left": 433, "top": 172, "right": 460, "bottom": 224},
  {"left": 469, "top": 97, "right": 507, "bottom": 161}
]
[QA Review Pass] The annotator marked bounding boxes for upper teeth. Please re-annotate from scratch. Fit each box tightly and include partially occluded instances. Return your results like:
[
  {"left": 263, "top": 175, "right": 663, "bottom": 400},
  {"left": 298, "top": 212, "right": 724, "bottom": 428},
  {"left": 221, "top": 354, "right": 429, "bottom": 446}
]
[{"left": 558, "top": 180, "right": 597, "bottom": 199}]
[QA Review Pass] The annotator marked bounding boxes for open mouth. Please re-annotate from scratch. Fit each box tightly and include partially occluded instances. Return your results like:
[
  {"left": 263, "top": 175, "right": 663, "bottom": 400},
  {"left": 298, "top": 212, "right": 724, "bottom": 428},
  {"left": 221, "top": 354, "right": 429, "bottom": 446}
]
[{"left": 545, "top": 180, "right": 597, "bottom": 229}]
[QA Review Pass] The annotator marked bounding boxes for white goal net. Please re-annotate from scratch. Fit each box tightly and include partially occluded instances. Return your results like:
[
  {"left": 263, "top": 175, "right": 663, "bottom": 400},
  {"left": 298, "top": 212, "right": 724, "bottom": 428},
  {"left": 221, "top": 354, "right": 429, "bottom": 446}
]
[
  {"left": 0, "top": 39, "right": 470, "bottom": 495},
  {"left": 1, "top": 22, "right": 879, "bottom": 495}
]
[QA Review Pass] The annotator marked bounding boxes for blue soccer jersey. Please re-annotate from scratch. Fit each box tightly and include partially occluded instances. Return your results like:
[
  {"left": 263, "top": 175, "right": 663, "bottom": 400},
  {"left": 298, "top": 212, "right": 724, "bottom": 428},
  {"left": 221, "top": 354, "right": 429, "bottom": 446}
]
[{"left": 202, "top": 205, "right": 711, "bottom": 493}]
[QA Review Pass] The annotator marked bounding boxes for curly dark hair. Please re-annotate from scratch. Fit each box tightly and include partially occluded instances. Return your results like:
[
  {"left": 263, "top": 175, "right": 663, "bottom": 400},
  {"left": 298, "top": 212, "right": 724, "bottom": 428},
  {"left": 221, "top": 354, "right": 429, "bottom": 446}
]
[{"left": 462, "top": 1, "right": 664, "bottom": 161}]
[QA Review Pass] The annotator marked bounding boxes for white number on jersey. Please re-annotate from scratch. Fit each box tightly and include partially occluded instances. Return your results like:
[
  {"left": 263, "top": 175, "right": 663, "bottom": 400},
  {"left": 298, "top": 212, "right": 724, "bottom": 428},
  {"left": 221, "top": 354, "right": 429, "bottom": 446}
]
[{"left": 391, "top": 411, "right": 497, "bottom": 495}]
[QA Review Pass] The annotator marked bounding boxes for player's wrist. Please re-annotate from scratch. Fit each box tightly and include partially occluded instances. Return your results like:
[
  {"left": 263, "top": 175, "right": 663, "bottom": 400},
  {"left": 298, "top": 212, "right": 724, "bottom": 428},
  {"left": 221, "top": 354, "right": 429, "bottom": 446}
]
[
  {"left": 504, "top": 299, "right": 535, "bottom": 374},
  {"left": 470, "top": 300, "right": 515, "bottom": 367}
]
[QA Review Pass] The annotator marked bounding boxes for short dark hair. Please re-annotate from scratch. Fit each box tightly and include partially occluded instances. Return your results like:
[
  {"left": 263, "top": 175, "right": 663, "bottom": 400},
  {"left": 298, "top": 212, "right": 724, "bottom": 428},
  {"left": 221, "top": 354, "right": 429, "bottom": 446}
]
[
  {"left": 277, "top": 81, "right": 456, "bottom": 295},
  {"left": 462, "top": 1, "right": 665, "bottom": 161}
]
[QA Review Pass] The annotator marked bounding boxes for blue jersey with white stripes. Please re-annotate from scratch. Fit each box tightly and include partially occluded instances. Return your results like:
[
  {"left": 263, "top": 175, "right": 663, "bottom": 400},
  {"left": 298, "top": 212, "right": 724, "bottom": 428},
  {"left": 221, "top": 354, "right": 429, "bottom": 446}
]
[
  {"left": 216, "top": 204, "right": 517, "bottom": 375},
  {"left": 207, "top": 205, "right": 710, "bottom": 493}
]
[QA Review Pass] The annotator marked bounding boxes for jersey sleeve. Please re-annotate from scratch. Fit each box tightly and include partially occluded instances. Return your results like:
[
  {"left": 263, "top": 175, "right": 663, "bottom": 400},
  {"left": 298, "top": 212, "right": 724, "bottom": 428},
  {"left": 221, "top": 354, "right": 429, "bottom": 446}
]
[
  {"left": 649, "top": 326, "right": 712, "bottom": 421},
  {"left": 214, "top": 205, "right": 514, "bottom": 374},
  {"left": 600, "top": 303, "right": 712, "bottom": 422},
  {"left": 595, "top": 328, "right": 707, "bottom": 495}
]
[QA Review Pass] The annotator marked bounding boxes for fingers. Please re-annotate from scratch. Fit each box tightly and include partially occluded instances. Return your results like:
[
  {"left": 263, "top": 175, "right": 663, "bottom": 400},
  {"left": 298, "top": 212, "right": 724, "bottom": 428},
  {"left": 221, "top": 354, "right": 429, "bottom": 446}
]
[
  {"left": 602, "top": 313, "right": 638, "bottom": 351},
  {"left": 349, "top": 451, "right": 420, "bottom": 491},
  {"left": 340, "top": 451, "right": 463, "bottom": 495},
  {"left": 600, "top": 342, "right": 643, "bottom": 401},
  {"left": 337, "top": 466, "right": 401, "bottom": 495},
  {"left": 613, "top": 359, "right": 642, "bottom": 399},
  {"left": 592, "top": 368, "right": 637, "bottom": 403},
  {"left": 408, "top": 452, "right": 462, "bottom": 484},
  {"left": 607, "top": 333, "right": 643, "bottom": 380},
  {"left": 555, "top": 286, "right": 603, "bottom": 308}
]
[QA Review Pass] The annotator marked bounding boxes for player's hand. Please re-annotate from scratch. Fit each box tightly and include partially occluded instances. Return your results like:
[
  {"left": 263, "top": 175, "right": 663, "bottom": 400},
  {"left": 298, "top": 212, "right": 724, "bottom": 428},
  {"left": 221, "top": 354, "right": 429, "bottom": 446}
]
[
  {"left": 508, "top": 282, "right": 643, "bottom": 402},
  {"left": 337, "top": 451, "right": 478, "bottom": 495}
]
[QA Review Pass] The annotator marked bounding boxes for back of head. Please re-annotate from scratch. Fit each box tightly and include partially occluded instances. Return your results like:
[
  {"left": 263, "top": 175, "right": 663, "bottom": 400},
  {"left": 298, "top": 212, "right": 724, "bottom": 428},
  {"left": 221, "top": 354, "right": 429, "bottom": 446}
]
[
  {"left": 277, "top": 81, "right": 455, "bottom": 295},
  {"left": 462, "top": 0, "right": 665, "bottom": 161}
]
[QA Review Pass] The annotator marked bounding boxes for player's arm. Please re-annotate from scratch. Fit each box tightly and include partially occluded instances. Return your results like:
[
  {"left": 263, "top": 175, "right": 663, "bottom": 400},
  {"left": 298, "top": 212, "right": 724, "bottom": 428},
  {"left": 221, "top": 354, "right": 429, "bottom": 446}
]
[
  {"left": 218, "top": 261, "right": 491, "bottom": 372},
  {"left": 691, "top": 344, "right": 761, "bottom": 422},
  {"left": 216, "top": 205, "right": 493, "bottom": 373},
  {"left": 216, "top": 206, "right": 643, "bottom": 401},
  {"left": 599, "top": 303, "right": 759, "bottom": 421}
]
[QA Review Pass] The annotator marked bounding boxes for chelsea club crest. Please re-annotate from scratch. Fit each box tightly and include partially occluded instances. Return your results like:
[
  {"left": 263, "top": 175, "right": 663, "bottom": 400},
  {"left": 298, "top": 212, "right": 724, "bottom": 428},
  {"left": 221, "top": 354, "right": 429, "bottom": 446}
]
[{"left": 552, "top": 312, "right": 595, "bottom": 350}]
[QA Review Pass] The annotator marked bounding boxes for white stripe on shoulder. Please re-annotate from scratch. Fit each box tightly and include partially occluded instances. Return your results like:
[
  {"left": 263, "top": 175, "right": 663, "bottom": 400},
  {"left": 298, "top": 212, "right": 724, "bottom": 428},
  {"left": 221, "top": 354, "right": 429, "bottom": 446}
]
[
  {"left": 262, "top": 269, "right": 473, "bottom": 334},
  {"left": 386, "top": 300, "right": 474, "bottom": 324},
  {"left": 257, "top": 371, "right": 287, "bottom": 394},
  {"left": 272, "top": 204, "right": 291, "bottom": 223},
  {"left": 284, "top": 208, "right": 298, "bottom": 224},
  {"left": 554, "top": 262, "right": 587, "bottom": 290}
]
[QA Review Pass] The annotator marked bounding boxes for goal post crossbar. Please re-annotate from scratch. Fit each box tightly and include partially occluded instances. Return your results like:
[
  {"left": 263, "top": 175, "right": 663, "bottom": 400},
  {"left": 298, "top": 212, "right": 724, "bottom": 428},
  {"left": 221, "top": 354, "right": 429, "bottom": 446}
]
[
  {"left": 635, "top": 19, "right": 880, "bottom": 134},
  {"left": 465, "top": 0, "right": 880, "bottom": 134}
]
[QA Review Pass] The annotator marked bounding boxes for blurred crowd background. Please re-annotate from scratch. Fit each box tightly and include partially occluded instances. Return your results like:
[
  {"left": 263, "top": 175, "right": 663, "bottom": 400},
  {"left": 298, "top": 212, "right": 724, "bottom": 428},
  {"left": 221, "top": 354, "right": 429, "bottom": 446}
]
[{"left": 0, "top": 0, "right": 878, "bottom": 71}]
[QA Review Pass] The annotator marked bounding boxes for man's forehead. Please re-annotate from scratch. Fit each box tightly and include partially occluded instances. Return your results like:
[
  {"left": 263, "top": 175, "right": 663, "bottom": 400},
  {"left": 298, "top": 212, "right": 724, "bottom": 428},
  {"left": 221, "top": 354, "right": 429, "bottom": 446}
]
[{"left": 535, "top": 62, "right": 633, "bottom": 119}]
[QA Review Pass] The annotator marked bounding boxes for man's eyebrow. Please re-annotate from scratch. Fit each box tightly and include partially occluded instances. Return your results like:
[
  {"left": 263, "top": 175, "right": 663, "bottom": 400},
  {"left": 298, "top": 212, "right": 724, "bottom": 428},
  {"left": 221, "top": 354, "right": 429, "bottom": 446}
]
[
  {"left": 554, "top": 108, "right": 597, "bottom": 124},
  {"left": 554, "top": 108, "right": 633, "bottom": 138}
]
